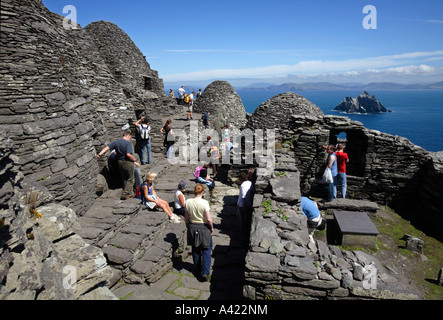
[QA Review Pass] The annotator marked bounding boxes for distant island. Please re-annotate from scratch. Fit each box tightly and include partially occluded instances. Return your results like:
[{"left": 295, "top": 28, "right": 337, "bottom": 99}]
[
  {"left": 165, "top": 80, "right": 443, "bottom": 93},
  {"left": 334, "top": 91, "right": 391, "bottom": 114}
]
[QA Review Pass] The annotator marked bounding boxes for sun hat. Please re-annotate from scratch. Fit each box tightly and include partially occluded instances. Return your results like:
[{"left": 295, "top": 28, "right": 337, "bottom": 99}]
[{"left": 178, "top": 180, "right": 187, "bottom": 190}]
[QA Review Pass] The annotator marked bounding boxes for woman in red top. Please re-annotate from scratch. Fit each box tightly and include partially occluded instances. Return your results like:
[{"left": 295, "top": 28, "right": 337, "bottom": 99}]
[{"left": 335, "top": 144, "right": 349, "bottom": 198}]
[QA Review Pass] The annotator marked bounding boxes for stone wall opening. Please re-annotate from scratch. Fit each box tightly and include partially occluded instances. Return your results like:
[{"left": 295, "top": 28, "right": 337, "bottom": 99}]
[
  {"left": 329, "top": 129, "right": 367, "bottom": 177},
  {"left": 144, "top": 76, "right": 153, "bottom": 90}
]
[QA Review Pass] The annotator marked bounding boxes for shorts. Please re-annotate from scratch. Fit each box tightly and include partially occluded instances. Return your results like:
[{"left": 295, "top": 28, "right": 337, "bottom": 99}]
[{"left": 143, "top": 195, "right": 157, "bottom": 210}]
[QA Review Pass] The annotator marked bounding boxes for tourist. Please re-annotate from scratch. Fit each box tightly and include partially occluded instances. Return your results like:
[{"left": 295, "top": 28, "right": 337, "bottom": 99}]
[
  {"left": 160, "top": 119, "right": 175, "bottom": 159},
  {"left": 222, "top": 124, "right": 231, "bottom": 155},
  {"left": 97, "top": 130, "right": 140, "bottom": 200},
  {"left": 325, "top": 144, "right": 338, "bottom": 202},
  {"left": 206, "top": 136, "right": 219, "bottom": 178},
  {"left": 177, "top": 86, "right": 185, "bottom": 105},
  {"left": 174, "top": 180, "right": 187, "bottom": 216},
  {"left": 335, "top": 143, "right": 349, "bottom": 198},
  {"left": 135, "top": 116, "right": 151, "bottom": 165},
  {"left": 202, "top": 112, "right": 211, "bottom": 129},
  {"left": 139, "top": 172, "right": 180, "bottom": 223},
  {"left": 196, "top": 166, "right": 216, "bottom": 200},
  {"left": 187, "top": 91, "right": 194, "bottom": 120},
  {"left": 301, "top": 196, "right": 325, "bottom": 241},
  {"left": 169, "top": 88, "right": 174, "bottom": 97},
  {"left": 185, "top": 184, "right": 214, "bottom": 281},
  {"left": 196, "top": 88, "right": 202, "bottom": 100},
  {"left": 237, "top": 171, "right": 253, "bottom": 234}
]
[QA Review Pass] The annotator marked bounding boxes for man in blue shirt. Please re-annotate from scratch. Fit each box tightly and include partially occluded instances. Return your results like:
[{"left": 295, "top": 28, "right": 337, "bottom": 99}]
[
  {"left": 97, "top": 130, "right": 140, "bottom": 199},
  {"left": 301, "top": 197, "right": 324, "bottom": 239}
]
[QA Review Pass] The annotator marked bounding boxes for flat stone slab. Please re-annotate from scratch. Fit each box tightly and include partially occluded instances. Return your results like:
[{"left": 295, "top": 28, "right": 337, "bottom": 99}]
[
  {"left": 334, "top": 211, "right": 379, "bottom": 248},
  {"left": 334, "top": 211, "right": 379, "bottom": 235}
]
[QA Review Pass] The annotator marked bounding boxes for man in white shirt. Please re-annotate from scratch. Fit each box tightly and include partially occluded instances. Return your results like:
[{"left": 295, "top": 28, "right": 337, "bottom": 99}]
[
  {"left": 237, "top": 171, "right": 253, "bottom": 233},
  {"left": 177, "top": 86, "right": 185, "bottom": 105}
]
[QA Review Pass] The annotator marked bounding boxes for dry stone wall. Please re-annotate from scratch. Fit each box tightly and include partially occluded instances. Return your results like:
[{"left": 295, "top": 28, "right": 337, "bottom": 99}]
[
  {"left": 0, "top": 0, "right": 168, "bottom": 216},
  {"left": 247, "top": 93, "right": 443, "bottom": 237},
  {"left": 0, "top": 131, "right": 117, "bottom": 300}
]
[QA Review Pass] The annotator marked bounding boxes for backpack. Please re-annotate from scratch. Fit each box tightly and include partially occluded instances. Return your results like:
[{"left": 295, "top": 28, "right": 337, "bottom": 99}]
[
  {"left": 135, "top": 182, "right": 148, "bottom": 200},
  {"left": 140, "top": 125, "right": 150, "bottom": 140},
  {"left": 184, "top": 94, "right": 189, "bottom": 104},
  {"left": 193, "top": 166, "right": 203, "bottom": 178}
]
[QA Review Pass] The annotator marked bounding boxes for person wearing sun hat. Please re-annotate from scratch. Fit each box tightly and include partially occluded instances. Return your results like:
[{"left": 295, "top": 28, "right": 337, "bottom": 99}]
[{"left": 174, "top": 180, "right": 187, "bottom": 216}]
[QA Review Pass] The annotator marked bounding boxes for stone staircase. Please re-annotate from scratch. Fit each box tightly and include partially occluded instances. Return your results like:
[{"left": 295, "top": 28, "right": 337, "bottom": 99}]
[{"left": 78, "top": 107, "right": 251, "bottom": 296}]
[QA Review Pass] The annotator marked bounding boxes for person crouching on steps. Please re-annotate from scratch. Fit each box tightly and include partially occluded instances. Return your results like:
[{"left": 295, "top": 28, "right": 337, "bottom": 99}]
[
  {"left": 185, "top": 184, "right": 214, "bottom": 282},
  {"left": 140, "top": 172, "right": 181, "bottom": 223}
]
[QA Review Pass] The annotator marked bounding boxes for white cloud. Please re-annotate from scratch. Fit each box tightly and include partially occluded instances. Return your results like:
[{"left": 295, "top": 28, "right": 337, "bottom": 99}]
[
  {"left": 162, "top": 50, "right": 443, "bottom": 82},
  {"left": 426, "top": 19, "right": 443, "bottom": 24}
]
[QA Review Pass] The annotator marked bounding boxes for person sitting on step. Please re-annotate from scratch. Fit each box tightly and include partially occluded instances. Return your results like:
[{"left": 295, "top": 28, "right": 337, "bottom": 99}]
[{"left": 139, "top": 172, "right": 181, "bottom": 223}]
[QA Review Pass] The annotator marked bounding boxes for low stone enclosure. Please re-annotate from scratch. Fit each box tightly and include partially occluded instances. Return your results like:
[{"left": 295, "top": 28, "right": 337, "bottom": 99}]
[{"left": 246, "top": 93, "right": 443, "bottom": 241}]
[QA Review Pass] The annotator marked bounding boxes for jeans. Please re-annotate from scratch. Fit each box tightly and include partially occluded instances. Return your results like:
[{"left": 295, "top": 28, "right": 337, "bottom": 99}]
[
  {"left": 196, "top": 177, "right": 215, "bottom": 190},
  {"left": 166, "top": 144, "right": 173, "bottom": 159},
  {"left": 327, "top": 175, "right": 338, "bottom": 202},
  {"left": 337, "top": 172, "right": 347, "bottom": 198},
  {"left": 140, "top": 139, "right": 151, "bottom": 164},
  {"left": 192, "top": 237, "right": 212, "bottom": 276}
]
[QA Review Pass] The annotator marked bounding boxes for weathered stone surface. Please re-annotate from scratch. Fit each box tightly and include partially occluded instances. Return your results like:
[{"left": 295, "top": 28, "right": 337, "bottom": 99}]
[
  {"left": 245, "top": 252, "right": 280, "bottom": 273},
  {"left": 194, "top": 80, "right": 247, "bottom": 133},
  {"left": 270, "top": 173, "right": 301, "bottom": 204},
  {"left": 319, "top": 198, "right": 380, "bottom": 213},
  {"left": 247, "top": 92, "right": 324, "bottom": 131}
]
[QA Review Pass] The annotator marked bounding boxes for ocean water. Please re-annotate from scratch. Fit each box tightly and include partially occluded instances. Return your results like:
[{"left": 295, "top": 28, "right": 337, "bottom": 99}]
[{"left": 237, "top": 89, "right": 443, "bottom": 152}]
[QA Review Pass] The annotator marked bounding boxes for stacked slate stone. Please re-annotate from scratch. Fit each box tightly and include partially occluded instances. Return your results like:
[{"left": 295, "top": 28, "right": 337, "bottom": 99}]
[
  {"left": 194, "top": 80, "right": 247, "bottom": 134},
  {"left": 246, "top": 91, "right": 443, "bottom": 237},
  {"left": 0, "top": 0, "right": 170, "bottom": 216},
  {"left": 243, "top": 167, "right": 420, "bottom": 300},
  {"left": 0, "top": 131, "right": 117, "bottom": 300}
]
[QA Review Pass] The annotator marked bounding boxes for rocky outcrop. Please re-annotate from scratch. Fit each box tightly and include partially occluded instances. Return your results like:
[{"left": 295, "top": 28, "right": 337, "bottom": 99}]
[
  {"left": 247, "top": 92, "right": 324, "bottom": 131},
  {"left": 194, "top": 80, "right": 247, "bottom": 133},
  {"left": 334, "top": 91, "right": 390, "bottom": 114},
  {"left": 0, "top": 132, "right": 116, "bottom": 300}
]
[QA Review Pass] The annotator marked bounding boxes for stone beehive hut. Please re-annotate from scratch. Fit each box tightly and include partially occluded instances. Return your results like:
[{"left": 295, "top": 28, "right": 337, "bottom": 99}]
[
  {"left": 194, "top": 80, "right": 247, "bottom": 133},
  {"left": 0, "top": 0, "right": 167, "bottom": 216},
  {"left": 247, "top": 92, "right": 324, "bottom": 131}
]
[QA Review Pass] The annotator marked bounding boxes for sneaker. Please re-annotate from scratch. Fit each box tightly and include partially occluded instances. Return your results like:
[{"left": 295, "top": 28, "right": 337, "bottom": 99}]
[
  {"left": 200, "top": 274, "right": 210, "bottom": 282},
  {"left": 170, "top": 216, "right": 181, "bottom": 223}
]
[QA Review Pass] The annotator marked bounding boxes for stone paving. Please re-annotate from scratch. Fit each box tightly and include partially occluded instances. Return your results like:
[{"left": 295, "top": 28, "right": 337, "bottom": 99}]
[{"left": 79, "top": 109, "right": 250, "bottom": 300}]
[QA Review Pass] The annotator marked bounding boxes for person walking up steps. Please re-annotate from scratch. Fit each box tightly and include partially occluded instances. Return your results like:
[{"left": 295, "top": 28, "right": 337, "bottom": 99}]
[
  {"left": 97, "top": 130, "right": 140, "bottom": 200},
  {"left": 135, "top": 116, "right": 151, "bottom": 165}
]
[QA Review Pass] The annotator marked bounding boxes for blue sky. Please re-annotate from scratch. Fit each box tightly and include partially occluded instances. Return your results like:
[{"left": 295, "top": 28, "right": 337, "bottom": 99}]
[{"left": 42, "top": 0, "right": 443, "bottom": 85}]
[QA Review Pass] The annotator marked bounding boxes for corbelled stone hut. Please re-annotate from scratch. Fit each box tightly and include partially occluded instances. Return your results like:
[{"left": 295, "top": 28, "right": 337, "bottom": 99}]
[{"left": 194, "top": 80, "right": 247, "bottom": 133}]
